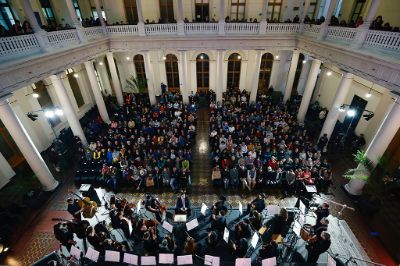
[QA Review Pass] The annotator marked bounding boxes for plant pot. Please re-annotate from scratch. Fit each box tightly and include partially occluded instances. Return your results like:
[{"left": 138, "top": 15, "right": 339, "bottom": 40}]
[{"left": 344, "top": 178, "right": 366, "bottom": 196}]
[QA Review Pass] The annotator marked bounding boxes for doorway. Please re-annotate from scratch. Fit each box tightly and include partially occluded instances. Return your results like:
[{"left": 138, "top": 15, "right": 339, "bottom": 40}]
[
  {"left": 195, "top": 0, "right": 209, "bottom": 22},
  {"left": 342, "top": 95, "right": 368, "bottom": 136}
]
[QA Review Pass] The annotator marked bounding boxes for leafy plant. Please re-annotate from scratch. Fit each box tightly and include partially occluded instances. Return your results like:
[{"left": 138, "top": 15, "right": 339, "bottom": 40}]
[
  {"left": 344, "top": 150, "right": 376, "bottom": 181},
  {"left": 125, "top": 76, "right": 148, "bottom": 94}
]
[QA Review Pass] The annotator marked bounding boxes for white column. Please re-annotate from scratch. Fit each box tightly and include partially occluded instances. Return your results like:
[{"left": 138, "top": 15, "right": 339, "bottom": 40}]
[
  {"left": 283, "top": 50, "right": 300, "bottom": 103},
  {"left": 177, "top": 0, "right": 185, "bottom": 35},
  {"left": 84, "top": 61, "right": 111, "bottom": 124},
  {"left": 216, "top": 50, "right": 224, "bottom": 103},
  {"left": 318, "top": 0, "right": 338, "bottom": 40},
  {"left": 297, "top": 59, "right": 321, "bottom": 124},
  {"left": 50, "top": 74, "right": 88, "bottom": 146},
  {"left": 0, "top": 152, "right": 15, "bottom": 189},
  {"left": 106, "top": 52, "right": 124, "bottom": 106},
  {"left": 96, "top": 59, "right": 113, "bottom": 96},
  {"left": 250, "top": 50, "right": 263, "bottom": 103},
  {"left": 0, "top": 97, "right": 59, "bottom": 191},
  {"left": 144, "top": 51, "right": 157, "bottom": 105},
  {"left": 65, "top": 0, "right": 87, "bottom": 42},
  {"left": 351, "top": 0, "right": 381, "bottom": 49},
  {"left": 136, "top": 0, "right": 146, "bottom": 36},
  {"left": 178, "top": 51, "right": 189, "bottom": 104},
  {"left": 259, "top": 0, "right": 269, "bottom": 34},
  {"left": 20, "top": 0, "right": 52, "bottom": 52},
  {"left": 219, "top": 0, "right": 225, "bottom": 35},
  {"left": 320, "top": 72, "right": 353, "bottom": 140},
  {"left": 94, "top": 0, "right": 107, "bottom": 33}
]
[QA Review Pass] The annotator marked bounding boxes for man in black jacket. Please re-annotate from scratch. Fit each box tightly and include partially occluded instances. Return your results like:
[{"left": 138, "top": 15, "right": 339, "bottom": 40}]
[{"left": 306, "top": 231, "right": 331, "bottom": 263}]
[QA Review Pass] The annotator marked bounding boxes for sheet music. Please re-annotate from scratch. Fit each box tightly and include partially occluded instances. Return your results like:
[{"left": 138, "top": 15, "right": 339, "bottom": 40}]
[
  {"left": 293, "top": 221, "right": 302, "bottom": 237},
  {"left": 205, "top": 255, "right": 220, "bottom": 266},
  {"left": 262, "top": 257, "right": 277, "bottom": 266},
  {"left": 238, "top": 201, "right": 243, "bottom": 215},
  {"left": 174, "top": 214, "right": 187, "bottom": 222},
  {"left": 123, "top": 253, "right": 138, "bottom": 265},
  {"left": 299, "top": 214, "right": 305, "bottom": 226},
  {"left": 162, "top": 220, "right": 173, "bottom": 233},
  {"left": 136, "top": 200, "right": 141, "bottom": 214},
  {"left": 105, "top": 250, "right": 120, "bottom": 262},
  {"left": 69, "top": 245, "right": 81, "bottom": 259},
  {"left": 305, "top": 185, "right": 317, "bottom": 193},
  {"left": 159, "top": 253, "right": 174, "bottom": 264},
  {"left": 201, "top": 202, "right": 208, "bottom": 216},
  {"left": 299, "top": 200, "right": 306, "bottom": 214},
  {"left": 235, "top": 258, "right": 251, "bottom": 266},
  {"left": 141, "top": 256, "right": 157, "bottom": 265},
  {"left": 266, "top": 205, "right": 280, "bottom": 216},
  {"left": 177, "top": 255, "right": 193, "bottom": 265},
  {"left": 251, "top": 232, "right": 259, "bottom": 248},
  {"left": 223, "top": 227, "right": 229, "bottom": 243},
  {"left": 327, "top": 254, "right": 337, "bottom": 266},
  {"left": 84, "top": 247, "right": 99, "bottom": 262},
  {"left": 186, "top": 218, "right": 199, "bottom": 231}
]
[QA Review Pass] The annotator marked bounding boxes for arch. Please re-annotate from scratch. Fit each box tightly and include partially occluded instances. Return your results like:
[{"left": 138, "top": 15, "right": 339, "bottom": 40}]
[
  {"left": 196, "top": 53, "right": 209, "bottom": 93},
  {"left": 227, "top": 53, "right": 242, "bottom": 90},
  {"left": 292, "top": 53, "right": 305, "bottom": 95},
  {"left": 258, "top": 53, "right": 274, "bottom": 93},
  {"left": 133, "top": 54, "right": 147, "bottom": 88},
  {"left": 164, "top": 54, "right": 180, "bottom": 92}
]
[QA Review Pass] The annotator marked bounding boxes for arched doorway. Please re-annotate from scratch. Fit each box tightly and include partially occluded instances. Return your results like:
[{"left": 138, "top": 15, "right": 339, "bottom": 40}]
[
  {"left": 292, "top": 53, "right": 305, "bottom": 95},
  {"left": 196, "top": 53, "right": 209, "bottom": 93},
  {"left": 164, "top": 54, "right": 180, "bottom": 92},
  {"left": 258, "top": 53, "right": 274, "bottom": 94},
  {"left": 227, "top": 53, "right": 241, "bottom": 90}
]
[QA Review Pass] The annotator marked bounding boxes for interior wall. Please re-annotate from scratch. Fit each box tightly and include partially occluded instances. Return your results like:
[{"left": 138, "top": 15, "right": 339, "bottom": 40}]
[
  {"left": 142, "top": 0, "right": 161, "bottom": 22},
  {"left": 0, "top": 152, "right": 15, "bottom": 189},
  {"left": 103, "top": 0, "right": 126, "bottom": 24}
]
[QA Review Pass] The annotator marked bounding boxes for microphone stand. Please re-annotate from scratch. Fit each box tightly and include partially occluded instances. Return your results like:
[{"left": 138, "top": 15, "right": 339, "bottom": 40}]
[{"left": 331, "top": 252, "right": 386, "bottom": 266}]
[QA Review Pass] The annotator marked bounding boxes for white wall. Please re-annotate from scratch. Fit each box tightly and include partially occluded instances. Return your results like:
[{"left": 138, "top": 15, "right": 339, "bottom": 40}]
[
  {"left": 142, "top": 0, "right": 160, "bottom": 22},
  {"left": 103, "top": 0, "right": 126, "bottom": 24},
  {"left": 0, "top": 152, "right": 15, "bottom": 189}
]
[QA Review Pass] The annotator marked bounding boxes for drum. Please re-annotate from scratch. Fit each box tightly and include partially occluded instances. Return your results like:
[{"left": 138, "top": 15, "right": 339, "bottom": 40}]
[{"left": 300, "top": 224, "right": 313, "bottom": 241}]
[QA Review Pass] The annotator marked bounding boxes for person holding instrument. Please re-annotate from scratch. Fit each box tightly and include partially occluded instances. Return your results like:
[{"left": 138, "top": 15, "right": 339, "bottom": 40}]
[
  {"left": 247, "top": 193, "right": 266, "bottom": 213},
  {"left": 306, "top": 231, "right": 331, "bottom": 263},
  {"left": 67, "top": 197, "right": 83, "bottom": 221},
  {"left": 212, "top": 195, "right": 228, "bottom": 214},
  {"left": 175, "top": 190, "right": 191, "bottom": 217},
  {"left": 145, "top": 194, "right": 166, "bottom": 222}
]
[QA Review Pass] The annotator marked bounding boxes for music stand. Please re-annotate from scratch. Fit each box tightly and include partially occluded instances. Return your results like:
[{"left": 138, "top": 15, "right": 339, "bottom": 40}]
[{"left": 174, "top": 214, "right": 187, "bottom": 223}]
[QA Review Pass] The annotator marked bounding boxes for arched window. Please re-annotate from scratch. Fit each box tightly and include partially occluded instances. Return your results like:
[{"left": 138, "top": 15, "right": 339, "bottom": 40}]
[
  {"left": 258, "top": 53, "right": 274, "bottom": 93},
  {"left": 133, "top": 54, "right": 147, "bottom": 88},
  {"left": 124, "top": 0, "right": 138, "bottom": 24},
  {"left": 292, "top": 53, "right": 305, "bottom": 95},
  {"left": 165, "top": 54, "right": 180, "bottom": 92},
  {"left": 227, "top": 53, "right": 241, "bottom": 90},
  {"left": 196, "top": 53, "right": 209, "bottom": 92}
]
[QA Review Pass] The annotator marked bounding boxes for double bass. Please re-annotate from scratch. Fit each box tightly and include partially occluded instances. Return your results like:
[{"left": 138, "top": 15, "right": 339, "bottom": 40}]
[{"left": 70, "top": 191, "right": 98, "bottom": 219}]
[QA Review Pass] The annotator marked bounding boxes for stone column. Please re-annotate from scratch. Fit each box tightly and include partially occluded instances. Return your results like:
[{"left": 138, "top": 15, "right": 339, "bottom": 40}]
[
  {"left": 106, "top": 52, "right": 124, "bottom": 106},
  {"left": 259, "top": 0, "right": 269, "bottom": 34},
  {"left": 178, "top": 51, "right": 189, "bottom": 104},
  {"left": 250, "top": 50, "right": 263, "bottom": 103},
  {"left": 96, "top": 59, "right": 113, "bottom": 96},
  {"left": 283, "top": 50, "right": 300, "bottom": 103},
  {"left": 297, "top": 59, "right": 321, "bottom": 123},
  {"left": 0, "top": 96, "right": 59, "bottom": 191},
  {"left": 320, "top": 72, "right": 353, "bottom": 140},
  {"left": 318, "top": 0, "right": 338, "bottom": 40},
  {"left": 84, "top": 61, "right": 111, "bottom": 124},
  {"left": 219, "top": 0, "right": 225, "bottom": 35},
  {"left": 136, "top": 0, "right": 146, "bottom": 36},
  {"left": 216, "top": 50, "right": 224, "bottom": 103},
  {"left": 144, "top": 51, "right": 157, "bottom": 105},
  {"left": 20, "top": 0, "right": 52, "bottom": 52},
  {"left": 351, "top": 0, "right": 381, "bottom": 49},
  {"left": 94, "top": 0, "right": 107, "bottom": 34},
  {"left": 50, "top": 74, "right": 88, "bottom": 146},
  {"left": 65, "top": 0, "right": 87, "bottom": 42},
  {"left": 177, "top": 0, "right": 185, "bottom": 35}
]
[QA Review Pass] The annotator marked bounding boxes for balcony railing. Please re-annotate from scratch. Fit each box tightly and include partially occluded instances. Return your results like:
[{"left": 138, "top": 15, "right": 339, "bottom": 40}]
[
  {"left": 106, "top": 25, "right": 138, "bottom": 36},
  {"left": 0, "top": 34, "right": 40, "bottom": 59},
  {"left": 145, "top": 23, "right": 177, "bottom": 35},
  {"left": 184, "top": 23, "right": 219, "bottom": 34},
  {"left": 1, "top": 23, "right": 399, "bottom": 62},
  {"left": 365, "top": 30, "right": 400, "bottom": 51},
  {"left": 46, "top": 29, "right": 80, "bottom": 49},
  {"left": 225, "top": 23, "right": 259, "bottom": 34}
]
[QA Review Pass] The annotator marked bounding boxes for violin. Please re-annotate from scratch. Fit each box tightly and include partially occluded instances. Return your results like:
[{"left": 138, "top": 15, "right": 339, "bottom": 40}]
[
  {"left": 120, "top": 198, "right": 136, "bottom": 217},
  {"left": 69, "top": 191, "right": 98, "bottom": 219}
]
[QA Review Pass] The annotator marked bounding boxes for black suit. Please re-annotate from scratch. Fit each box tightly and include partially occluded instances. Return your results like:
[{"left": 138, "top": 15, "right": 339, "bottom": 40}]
[
  {"left": 175, "top": 196, "right": 191, "bottom": 217},
  {"left": 307, "top": 238, "right": 331, "bottom": 263},
  {"left": 247, "top": 198, "right": 265, "bottom": 213}
]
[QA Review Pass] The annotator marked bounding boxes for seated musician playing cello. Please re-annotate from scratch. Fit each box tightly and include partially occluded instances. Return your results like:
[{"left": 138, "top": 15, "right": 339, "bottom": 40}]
[
  {"left": 246, "top": 193, "right": 266, "bottom": 213},
  {"left": 262, "top": 208, "right": 289, "bottom": 242},
  {"left": 145, "top": 194, "right": 165, "bottom": 223}
]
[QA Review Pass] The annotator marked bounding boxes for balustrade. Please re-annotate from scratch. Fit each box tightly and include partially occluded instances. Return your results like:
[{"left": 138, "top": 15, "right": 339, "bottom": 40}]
[
  {"left": 0, "top": 34, "right": 40, "bottom": 59},
  {"left": 145, "top": 24, "right": 177, "bottom": 35},
  {"left": 224, "top": 23, "right": 259, "bottom": 34},
  {"left": 184, "top": 23, "right": 219, "bottom": 34},
  {"left": 326, "top": 26, "right": 357, "bottom": 42},
  {"left": 46, "top": 29, "right": 80, "bottom": 48},
  {"left": 106, "top": 25, "right": 139, "bottom": 35},
  {"left": 264, "top": 23, "right": 300, "bottom": 34},
  {"left": 303, "top": 24, "right": 322, "bottom": 36},
  {"left": 83, "top": 26, "right": 104, "bottom": 40},
  {"left": 365, "top": 30, "right": 400, "bottom": 51}
]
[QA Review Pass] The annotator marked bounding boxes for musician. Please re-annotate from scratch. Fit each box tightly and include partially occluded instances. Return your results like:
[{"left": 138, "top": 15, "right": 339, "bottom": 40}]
[
  {"left": 262, "top": 208, "right": 289, "bottom": 242},
  {"left": 234, "top": 219, "right": 252, "bottom": 240},
  {"left": 306, "top": 231, "right": 331, "bottom": 263},
  {"left": 249, "top": 209, "right": 263, "bottom": 230},
  {"left": 53, "top": 222, "right": 76, "bottom": 251},
  {"left": 212, "top": 195, "right": 228, "bottom": 214},
  {"left": 175, "top": 190, "right": 191, "bottom": 217},
  {"left": 211, "top": 210, "right": 227, "bottom": 234},
  {"left": 145, "top": 194, "right": 164, "bottom": 222},
  {"left": 231, "top": 238, "right": 248, "bottom": 258},
  {"left": 159, "top": 235, "right": 175, "bottom": 253},
  {"left": 205, "top": 231, "right": 218, "bottom": 250},
  {"left": 67, "top": 197, "right": 83, "bottom": 221},
  {"left": 312, "top": 217, "right": 329, "bottom": 237},
  {"left": 143, "top": 229, "right": 158, "bottom": 255},
  {"left": 258, "top": 240, "right": 278, "bottom": 261},
  {"left": 315, "top": 203, "right": 330, "bottom": 227},
  {"left": 246, "top": 193, "right": 266, "bottom": 213},
  {"left": 85, "top": 226, "right": 103, "bottom": 251},
  {"left": 184, "top": 236, "right": 200, "bottom": 255}
]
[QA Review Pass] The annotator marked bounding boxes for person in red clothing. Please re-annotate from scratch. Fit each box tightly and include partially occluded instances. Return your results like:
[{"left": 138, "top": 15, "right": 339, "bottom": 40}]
[
  {"left": 221, "top": 158, "right": 230, "bottom": 169},
  {"left": 267, "top": 156, "right": 278, "bottom": 170}
]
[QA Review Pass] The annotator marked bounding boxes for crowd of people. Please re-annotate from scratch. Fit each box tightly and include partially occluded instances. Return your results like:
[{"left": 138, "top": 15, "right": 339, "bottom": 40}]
[
  {"left": 77, "top": 91, "right": 196, "bottom": 193},
  {"left": 209, "top": 88, "right": 332, "bottom": 197}
]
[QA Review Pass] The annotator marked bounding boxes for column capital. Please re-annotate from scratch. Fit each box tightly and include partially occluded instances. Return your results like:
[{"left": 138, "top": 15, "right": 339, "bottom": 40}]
[
  {"left": 106, "top": 52, "right": 114, "bottom": 57},
  {"left": 342, "top": 72, "right": 354, "bottom": 79},
  {"left": 292, "top": 49, "right": 300, "bottom": 55}
]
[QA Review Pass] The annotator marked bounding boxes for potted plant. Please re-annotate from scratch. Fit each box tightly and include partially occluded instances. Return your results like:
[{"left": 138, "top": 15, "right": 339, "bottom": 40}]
[
  {"left": 343, "top": 150, "right": 374, "bottom": 196},
  {"left": 125, "top": 76, "right": 148, "bottom": 94}
]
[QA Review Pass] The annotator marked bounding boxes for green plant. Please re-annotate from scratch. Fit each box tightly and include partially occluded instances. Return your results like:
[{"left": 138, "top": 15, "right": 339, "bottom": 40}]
[
  {"left": 343, "top": 150, "right": 373, "bottom": 181},
  {"left": 125, "top": 76, "right": 148, "bottom": 94}
]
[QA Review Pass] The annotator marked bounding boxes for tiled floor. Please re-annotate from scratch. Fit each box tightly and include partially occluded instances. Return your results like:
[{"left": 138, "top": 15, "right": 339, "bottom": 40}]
[{"left": 1, "top": 107, "right": 398, "bottom": 266}]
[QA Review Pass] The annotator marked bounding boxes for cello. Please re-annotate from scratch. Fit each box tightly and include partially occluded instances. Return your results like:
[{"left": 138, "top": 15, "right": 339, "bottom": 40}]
[{"left": 70, "top": 191, "right": 98, "bottom": 219}]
